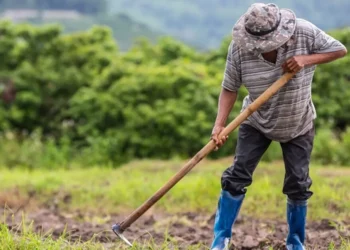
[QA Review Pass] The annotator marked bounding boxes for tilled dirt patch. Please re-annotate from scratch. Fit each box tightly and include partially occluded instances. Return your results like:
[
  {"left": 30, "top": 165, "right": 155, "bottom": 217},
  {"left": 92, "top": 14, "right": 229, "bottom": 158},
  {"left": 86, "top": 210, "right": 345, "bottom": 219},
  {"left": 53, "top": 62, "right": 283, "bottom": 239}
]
[{"left": 2, "top": 207, "right": 349, "bottom": 249}]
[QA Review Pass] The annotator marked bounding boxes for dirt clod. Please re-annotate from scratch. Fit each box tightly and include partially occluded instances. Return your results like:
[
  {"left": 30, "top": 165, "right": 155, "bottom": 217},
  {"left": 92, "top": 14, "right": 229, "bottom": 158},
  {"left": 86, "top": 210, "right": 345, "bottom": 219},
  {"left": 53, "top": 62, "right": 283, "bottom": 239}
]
[{"left": 242, "top": 235, "right": 259, "bottom": 248}]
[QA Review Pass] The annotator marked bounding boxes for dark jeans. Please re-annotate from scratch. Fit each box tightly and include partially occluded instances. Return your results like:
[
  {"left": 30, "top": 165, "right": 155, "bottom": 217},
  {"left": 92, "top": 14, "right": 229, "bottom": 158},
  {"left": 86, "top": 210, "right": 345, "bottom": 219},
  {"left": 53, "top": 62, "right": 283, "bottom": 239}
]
[{"left": 221, "top": 123, "right": 314, "bottom": 201}]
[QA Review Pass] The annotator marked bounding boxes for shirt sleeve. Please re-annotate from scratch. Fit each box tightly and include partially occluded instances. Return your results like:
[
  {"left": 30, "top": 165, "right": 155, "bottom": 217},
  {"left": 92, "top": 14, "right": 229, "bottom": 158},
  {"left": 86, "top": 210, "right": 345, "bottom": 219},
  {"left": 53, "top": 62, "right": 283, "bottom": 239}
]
[
  {"left": 221, "top": 40, "right": 242, "bottom": 92},
  {"left": 311, "top": 23, "right": 346, "bottom": 54}
]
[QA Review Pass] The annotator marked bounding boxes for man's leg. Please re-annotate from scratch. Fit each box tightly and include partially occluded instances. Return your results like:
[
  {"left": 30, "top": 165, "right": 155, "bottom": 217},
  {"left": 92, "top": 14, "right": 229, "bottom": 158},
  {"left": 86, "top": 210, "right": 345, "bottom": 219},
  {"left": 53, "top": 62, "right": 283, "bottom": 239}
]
[
  {"left": 280, "top": 126, "right": 315, "bottom": 250},
  {"left": 211, "top": 124, "right": 271, "bottom": 250}
]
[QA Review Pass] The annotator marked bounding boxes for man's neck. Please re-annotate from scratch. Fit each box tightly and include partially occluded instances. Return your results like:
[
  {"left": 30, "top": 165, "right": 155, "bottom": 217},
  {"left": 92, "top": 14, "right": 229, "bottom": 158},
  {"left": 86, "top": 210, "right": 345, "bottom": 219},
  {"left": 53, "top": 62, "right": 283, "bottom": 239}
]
[{"left": 262, "top": 50, "right": 278, "bottom": 64}]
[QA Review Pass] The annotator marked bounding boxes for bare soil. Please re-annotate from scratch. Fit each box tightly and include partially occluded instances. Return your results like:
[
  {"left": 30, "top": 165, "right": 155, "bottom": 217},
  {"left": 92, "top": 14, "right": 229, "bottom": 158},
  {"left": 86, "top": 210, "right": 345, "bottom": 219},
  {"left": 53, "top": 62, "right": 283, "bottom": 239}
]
[{"left": 2, "top": 206, "right": 349, "bottom": 250}]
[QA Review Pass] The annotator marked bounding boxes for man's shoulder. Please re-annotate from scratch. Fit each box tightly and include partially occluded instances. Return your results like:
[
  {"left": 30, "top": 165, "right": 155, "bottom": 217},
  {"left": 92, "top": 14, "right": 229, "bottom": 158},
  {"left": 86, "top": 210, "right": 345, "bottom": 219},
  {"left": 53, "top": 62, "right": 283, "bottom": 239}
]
[
  {"left": 229, "top": 39, "right": 240, "bottom": 51},
  {"left": 228, "top": 39, "right": 242, "bottom": 57},
  {"left": 295, "top": 18, "right": 320, "bottom": 34}
]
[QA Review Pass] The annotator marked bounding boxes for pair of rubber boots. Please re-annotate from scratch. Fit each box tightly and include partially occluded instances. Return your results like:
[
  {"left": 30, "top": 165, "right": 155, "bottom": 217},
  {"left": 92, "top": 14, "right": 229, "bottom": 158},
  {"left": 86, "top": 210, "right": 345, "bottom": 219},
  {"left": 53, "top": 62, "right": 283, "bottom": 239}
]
[{"left": 210, "top": 190, "right": 307, "bottom": 250}]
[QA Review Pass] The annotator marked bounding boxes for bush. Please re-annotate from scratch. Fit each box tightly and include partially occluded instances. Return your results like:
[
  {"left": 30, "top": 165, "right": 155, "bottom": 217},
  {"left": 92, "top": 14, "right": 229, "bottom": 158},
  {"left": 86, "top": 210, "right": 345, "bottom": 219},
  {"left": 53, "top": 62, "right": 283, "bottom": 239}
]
[
  {"left": 0, "top": 21, "right": 349, "bottom": 167},
  {"left": 311, "top": 128, "right": 341, "bottom": 165},
  {"left": 0, "top": 130, "right": 73, "bottom": 169}
]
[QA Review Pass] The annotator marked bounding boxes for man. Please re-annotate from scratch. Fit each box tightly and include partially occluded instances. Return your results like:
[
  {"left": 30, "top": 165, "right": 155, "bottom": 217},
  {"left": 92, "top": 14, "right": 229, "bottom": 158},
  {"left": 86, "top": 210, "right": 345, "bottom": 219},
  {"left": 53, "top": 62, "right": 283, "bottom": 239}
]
[{"left": 210, "top": 3, "right": 347, "bottom": 250}]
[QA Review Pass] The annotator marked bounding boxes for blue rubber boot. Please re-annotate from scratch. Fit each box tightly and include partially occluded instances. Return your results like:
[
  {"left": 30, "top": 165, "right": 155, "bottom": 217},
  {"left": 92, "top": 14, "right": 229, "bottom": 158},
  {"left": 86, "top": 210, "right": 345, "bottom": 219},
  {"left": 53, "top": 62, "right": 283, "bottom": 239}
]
[
  {"left": 210, "top": 190, "right": 245, "bottom": 250},
  {"left": 286, "top": 198, "right": 307, "bottom": 250}
]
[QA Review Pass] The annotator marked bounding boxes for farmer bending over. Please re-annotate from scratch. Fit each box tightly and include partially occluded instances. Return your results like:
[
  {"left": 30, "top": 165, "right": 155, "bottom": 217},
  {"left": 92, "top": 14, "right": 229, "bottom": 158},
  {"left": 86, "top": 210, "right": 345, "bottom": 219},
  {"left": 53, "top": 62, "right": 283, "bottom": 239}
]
[{"left": 210, "top": 3, "right": 347, "bottom": 250}]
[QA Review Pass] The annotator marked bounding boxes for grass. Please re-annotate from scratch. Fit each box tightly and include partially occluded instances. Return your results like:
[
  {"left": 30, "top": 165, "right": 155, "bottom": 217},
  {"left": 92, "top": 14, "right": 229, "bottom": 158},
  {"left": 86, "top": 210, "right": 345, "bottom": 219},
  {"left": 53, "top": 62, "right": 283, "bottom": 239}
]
[
  {"left": 0, "top": 158, "right": 349, "bottom": 249},
  {"left": 0, "top": 222, "right": 105, "bottom": 250},
  {"left": 0, "top": 219, "right": 206, "bottom": 250},
  {"left": 0, "top": 158, "right": 349, "bottom": 220},
  {"left": 0, "top": 223, "right": 349, "bottom": 250}
]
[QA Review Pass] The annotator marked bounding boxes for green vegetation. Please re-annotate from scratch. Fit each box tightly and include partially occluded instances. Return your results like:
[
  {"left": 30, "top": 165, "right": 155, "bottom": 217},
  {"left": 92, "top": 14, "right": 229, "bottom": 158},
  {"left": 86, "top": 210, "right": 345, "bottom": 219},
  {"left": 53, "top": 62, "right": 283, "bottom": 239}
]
[
  {"left": 1, "top": 222, "right": 348, "bottom": 250},
  {"left": 0, "top": 0, "right": 161, "bottom": 51},
  {"left": 3, "top": 1, "right": 349, "bottom": 51},
  {"left": 0, "top": 3, "right": 349, "bottom": 249},
  {"left": 28, "top": 14, "right": 161, "bottom": 51},
  {"left": 109, "top": 0, "right": 350, "bottom": 49},
  {"left": 0, "top": 159, "right": 349, "bottom": 249},
  {"left": 0, "top": 222, "right": 209, "bottom": 250},
  {"left": 0, "top": 221, "right": 209, "bottom": 250},
  {"left": 0, "top": 224, "right": 105, "bottom": 249},
  {"left": 0, "top": 21, "right": 349, "bottom": 167},
  {"left": 0, "top": 160, "right": 349, "bottom": 220}
]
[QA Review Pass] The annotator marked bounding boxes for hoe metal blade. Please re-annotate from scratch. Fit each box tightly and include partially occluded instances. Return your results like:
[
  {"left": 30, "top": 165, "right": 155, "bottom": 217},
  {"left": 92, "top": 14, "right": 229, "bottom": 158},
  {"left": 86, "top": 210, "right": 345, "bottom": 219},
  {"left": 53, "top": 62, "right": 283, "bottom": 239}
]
[{"left": 112, "top": 224, "right": 133, "bottom": 247}]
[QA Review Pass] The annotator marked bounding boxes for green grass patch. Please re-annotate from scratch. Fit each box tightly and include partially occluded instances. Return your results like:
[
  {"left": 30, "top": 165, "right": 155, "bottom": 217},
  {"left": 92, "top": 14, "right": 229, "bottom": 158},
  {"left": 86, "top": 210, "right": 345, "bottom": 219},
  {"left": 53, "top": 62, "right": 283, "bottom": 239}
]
[
  {"left": 0, "top": 221, "right": 105, "bottom": 249},
  {"left": 0, "top": 159, "right": 349, "bottom": 249},
  {"left": 0, "top": 159, "right": 349, "bottom": 221},
  {"left": 0, "top": 215, "right": 349, "bottom": 250}
]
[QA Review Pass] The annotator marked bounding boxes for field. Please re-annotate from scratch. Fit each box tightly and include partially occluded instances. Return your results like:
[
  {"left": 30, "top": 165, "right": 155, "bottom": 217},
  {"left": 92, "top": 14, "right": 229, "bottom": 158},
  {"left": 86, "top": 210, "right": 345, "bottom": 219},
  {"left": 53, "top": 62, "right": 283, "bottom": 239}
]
[{"left": 0, "top": 158, "right": 349, "bottom": 250}]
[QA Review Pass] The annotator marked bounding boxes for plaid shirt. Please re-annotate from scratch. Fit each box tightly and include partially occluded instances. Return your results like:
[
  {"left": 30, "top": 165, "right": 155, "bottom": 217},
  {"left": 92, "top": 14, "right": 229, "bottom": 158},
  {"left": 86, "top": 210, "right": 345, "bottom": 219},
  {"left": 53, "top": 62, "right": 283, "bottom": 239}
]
[{"left": 222, "top": 18, "right": 346, "bottom": 142}]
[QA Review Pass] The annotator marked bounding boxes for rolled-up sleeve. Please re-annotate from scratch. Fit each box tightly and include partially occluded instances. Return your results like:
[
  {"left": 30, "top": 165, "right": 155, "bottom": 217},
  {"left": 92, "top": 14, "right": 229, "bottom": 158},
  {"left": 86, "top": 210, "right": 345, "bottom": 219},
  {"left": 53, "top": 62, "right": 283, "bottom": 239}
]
[
  {"left": 311, "top": 24, "right": 346, "bottom": 54},
  {"left": 221, "top": 41, "right": 242, "bottom": 92}
]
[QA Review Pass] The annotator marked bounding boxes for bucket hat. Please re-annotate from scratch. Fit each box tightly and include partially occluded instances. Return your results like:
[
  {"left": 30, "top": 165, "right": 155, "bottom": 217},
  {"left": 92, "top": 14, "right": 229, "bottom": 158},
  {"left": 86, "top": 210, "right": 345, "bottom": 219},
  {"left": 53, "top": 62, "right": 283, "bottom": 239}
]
[{"left": 232, "top": 3, "right": 297, "bottom": 54}]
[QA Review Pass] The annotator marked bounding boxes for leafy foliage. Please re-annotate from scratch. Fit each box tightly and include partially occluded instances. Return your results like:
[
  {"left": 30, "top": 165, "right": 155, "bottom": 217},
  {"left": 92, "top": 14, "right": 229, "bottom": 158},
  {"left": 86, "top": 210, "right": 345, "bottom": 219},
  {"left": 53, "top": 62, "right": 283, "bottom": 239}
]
[
  {"left": 0, "top": 21, "right": 349, "bottom": 167},
  {"left": 0, "top": 1, "right": 161, "bottom": 51},
  {"left": 28, "top": 13, "right": 161, "bottom": 51}
]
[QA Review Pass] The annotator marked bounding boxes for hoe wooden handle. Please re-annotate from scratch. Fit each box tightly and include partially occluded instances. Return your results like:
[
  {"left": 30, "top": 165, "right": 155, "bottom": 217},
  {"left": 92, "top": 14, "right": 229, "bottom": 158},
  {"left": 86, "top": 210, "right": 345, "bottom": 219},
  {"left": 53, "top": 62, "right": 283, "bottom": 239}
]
[{"left": 118, "top": 72, "right": 295, "bottom": 231}]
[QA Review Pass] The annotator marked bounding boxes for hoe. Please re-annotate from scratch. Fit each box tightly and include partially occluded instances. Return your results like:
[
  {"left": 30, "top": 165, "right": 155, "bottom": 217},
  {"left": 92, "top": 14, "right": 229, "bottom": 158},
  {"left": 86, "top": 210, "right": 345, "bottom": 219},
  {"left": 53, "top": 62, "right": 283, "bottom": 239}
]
[{"left": 112, "top": 72, "right": 295, "bottom": 247}]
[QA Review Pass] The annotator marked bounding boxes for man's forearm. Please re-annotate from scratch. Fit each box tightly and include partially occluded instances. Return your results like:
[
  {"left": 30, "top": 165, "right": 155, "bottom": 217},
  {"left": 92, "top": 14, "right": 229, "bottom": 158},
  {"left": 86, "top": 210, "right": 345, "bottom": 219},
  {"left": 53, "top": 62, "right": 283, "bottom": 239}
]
[
  {"left": 215, "top": 88, "right": 237, "bottom": 126},
  {"left": 305, "top": 49, "right": 347, "bottom": 66},
  {"left": 283, "top": 49, "right": 347, "bottom": 73}
]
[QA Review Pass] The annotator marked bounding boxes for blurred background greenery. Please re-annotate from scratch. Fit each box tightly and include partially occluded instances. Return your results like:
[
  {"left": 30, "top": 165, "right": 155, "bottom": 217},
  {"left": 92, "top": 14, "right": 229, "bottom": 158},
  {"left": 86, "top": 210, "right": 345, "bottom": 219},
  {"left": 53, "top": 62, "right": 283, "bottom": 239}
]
[
  {"left": 1, "top": 0, "right": 349, "bottom": 50},
  {"left": 0, "top": 0, "right": 349, "bottom": 169}
]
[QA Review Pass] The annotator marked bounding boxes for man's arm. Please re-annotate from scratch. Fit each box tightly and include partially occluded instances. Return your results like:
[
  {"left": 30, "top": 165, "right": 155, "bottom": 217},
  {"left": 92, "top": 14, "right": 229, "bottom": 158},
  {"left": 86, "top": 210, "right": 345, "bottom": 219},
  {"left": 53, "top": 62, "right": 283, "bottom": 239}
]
[
  {"left": 211, "top": 40, "right": 242, "bottom": 150},
  {"left": 283, "top": 49, "right": 347, "bottom": 73},
  {"left": 215, "top": 88, "right": 238, "bottom": 126},
  {"left": 283, "top": 22, "right": 347, "bottom": 73},
  {"left": 211, "top": 88, "right": 238, "bottom": 149}
]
